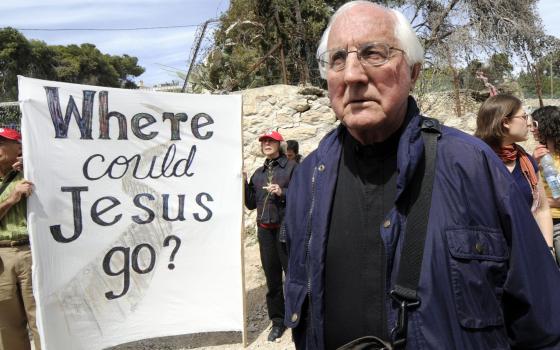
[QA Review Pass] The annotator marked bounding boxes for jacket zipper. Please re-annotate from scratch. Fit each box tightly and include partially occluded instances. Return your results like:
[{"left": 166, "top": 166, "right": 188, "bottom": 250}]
[{"left": 305, "top": 166, "right": 318, "bottom": 346}]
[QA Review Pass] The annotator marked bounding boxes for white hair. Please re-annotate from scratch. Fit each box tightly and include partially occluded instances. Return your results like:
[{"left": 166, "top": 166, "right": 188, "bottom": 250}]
[{"left": 317, "top": 1, "right": 424, "bottom": 79}]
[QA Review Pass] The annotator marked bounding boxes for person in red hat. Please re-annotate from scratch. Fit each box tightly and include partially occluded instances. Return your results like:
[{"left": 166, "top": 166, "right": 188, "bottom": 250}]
[
  {"left": 0, "top": 127, "right": 40, "bottom": 350},
  {"left": 244, "top": 130, "right": 297, "bottom": 342}
]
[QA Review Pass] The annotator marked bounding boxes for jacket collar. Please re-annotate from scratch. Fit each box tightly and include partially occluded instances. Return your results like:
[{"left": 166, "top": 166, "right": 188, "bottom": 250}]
[
  {"left": 261, "top": 154, "right": 288, "bottom": 171},
  {"left": 315, "top": 96, "right": 425, "bottom": 203}
]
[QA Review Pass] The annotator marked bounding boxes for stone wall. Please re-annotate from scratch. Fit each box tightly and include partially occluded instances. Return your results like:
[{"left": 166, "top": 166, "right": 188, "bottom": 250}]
[
  {"left": 240, "top": 85, "right": 336, "bottom": 174},
  {"left": 239, "top": 85, "right": 338, "bottom": 229}
]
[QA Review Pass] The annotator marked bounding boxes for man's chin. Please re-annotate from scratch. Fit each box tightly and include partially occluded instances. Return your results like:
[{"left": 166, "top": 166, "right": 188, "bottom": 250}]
[{"left": 341, "top": 112, "right": 385, "bottom": 129}]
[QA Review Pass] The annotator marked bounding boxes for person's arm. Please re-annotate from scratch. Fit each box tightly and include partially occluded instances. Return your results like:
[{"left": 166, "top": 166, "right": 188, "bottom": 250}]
[
  {"left": 0, "top": 180, "right": 33, "bottom": 220},
  {"left": 244, "top": 171, "right": 257, "bottom": 210},
  {"left": 532, "top": 144, "right": 549, "bottom": 164},
  {"left": 547, "top": 196, "right": 560, "bottom": 208},
  {"left": 533, "top": 180, "right": 554, "bottom": 247}
]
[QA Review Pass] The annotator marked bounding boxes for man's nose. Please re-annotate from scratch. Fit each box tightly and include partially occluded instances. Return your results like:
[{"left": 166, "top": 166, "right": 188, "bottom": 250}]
[{"left": 343, "top": 52, "right": 368, "bottom": 84}]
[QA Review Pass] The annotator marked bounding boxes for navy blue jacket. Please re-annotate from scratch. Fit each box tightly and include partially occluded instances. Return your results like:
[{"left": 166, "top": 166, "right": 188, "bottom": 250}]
[{"left": 283, "top": 98, "right": 560, "bottom": 349}]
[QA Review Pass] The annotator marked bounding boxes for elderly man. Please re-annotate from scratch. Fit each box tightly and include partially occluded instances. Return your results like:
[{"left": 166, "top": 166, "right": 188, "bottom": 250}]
[
  {"left": 283, "top": 2, "right": 560, "bottom": 349},
  {"left": 0, "top": 128, "right": 38, "bottom": 350}
]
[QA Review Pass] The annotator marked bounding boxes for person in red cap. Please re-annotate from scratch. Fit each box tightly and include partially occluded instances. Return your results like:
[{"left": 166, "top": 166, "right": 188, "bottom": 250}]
[
  {"left": 244, "top": 130, "right": 297, "bottom": 342},
  {"left": 0, "top": 128, "right": 39, "bottom": 350}
]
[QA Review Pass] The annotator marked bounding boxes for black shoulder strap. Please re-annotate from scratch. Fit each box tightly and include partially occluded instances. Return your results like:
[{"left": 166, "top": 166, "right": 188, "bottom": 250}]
[
  {"left": 390, "top": 117, "right": 441, "bottom": 348},
  {"left": 0, "top": 171, "right": 19, "bottom": 197}
]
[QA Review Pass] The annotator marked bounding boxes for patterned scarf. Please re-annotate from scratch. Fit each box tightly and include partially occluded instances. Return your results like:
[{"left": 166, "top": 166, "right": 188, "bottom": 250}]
[{"left": 495, "top": 144, "right": 539, "bottom": 211}]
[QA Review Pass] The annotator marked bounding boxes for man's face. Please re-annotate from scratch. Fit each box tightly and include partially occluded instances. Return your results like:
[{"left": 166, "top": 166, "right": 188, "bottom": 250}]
[
  {"left": 261, "top": 139, "right": 280, "bottom": 158},
  {"left": 326, "top": 5, "right": 419, "bottom": 143},
  {"left": 0, "top": 139, "right": 21, "bottom": 167}
]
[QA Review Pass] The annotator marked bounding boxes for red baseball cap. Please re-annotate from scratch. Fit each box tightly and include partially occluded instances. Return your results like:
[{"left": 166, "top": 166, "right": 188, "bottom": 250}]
[
  {"left": 259, "top": 130, "right": 284, "bottom": 142},
  {"left": 0, "top": 128, "right": 21, "bottom": 143}
]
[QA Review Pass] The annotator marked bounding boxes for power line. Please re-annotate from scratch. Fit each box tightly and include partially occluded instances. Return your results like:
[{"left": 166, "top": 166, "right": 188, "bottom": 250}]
[{"left": 14, "top": 24, "right": 206, "bottom": 32}]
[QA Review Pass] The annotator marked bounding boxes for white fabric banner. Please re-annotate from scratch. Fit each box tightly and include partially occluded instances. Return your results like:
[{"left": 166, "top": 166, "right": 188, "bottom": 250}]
[{"left": 18, "top": 76, "right": 244, "bottom": 350}]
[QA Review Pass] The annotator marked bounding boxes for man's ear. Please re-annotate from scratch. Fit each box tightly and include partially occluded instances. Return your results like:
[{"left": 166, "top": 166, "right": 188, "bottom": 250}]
[{"left": 410, "top": 63, "right": 421, "bottom": 89}]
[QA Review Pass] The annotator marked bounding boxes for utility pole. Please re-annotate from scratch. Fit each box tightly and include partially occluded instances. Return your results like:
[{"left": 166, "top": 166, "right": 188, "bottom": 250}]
[{"left": 182, "top": 19, "right": 218, "bottom": 93}]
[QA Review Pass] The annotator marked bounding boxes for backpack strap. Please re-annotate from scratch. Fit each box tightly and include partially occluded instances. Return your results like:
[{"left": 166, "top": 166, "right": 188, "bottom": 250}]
[{"left": 390, "top": 117, "right": 441, "bottom": 348}]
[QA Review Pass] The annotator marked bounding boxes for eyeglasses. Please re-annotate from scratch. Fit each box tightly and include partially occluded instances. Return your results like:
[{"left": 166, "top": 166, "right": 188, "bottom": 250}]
[
  {"left": 532, "top": 120, "right": 539, "bottom": 129},
  {"left": 317, "top": 42, "right": 405, "bottom": 72},
  {"left": 511, "top": 113, "right": 529, "bottom": 121}
]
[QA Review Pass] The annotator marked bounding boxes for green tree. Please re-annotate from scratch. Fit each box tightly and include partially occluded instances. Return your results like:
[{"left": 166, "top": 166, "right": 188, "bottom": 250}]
[
  {"left": 110, "top": 55, "right": 145, "bottom": 88},
  {"left": 0, "top": 104, "right": 21, "bottom": 128},
  {"left": 28, "top": 40, "right": 58, "bottom": 81},
  {"left": 487, "top": 53, "right": 513, "bottom": 82},
  {"left": 200, "top": 0, "right": 545, "bottom": 94},
  {"left": 459, "top": 59, "right": 484, "bottom": 90},
  {"left": 519, "top": 47, "right": 560, "bottom": 98},
  {"left": 52, "top": 43, "right": 145, "bottom": 88},
  {"left": 0, "top": 27, "right": 145, "bottom": 101},
  {"left": 202, "top": 0, "right": 333, "bottom": 91},
  {"left": 458, "top": 53, "right": 513, "bottom": 91},
  {"left": 0, "top": 28, "right": 33, "bottom": 101},
  {"left": 202, "top": 0, "right": 412, "bottom": 91}
]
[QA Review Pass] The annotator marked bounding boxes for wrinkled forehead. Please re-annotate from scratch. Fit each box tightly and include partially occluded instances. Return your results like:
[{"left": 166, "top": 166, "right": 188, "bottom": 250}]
[{"left": 328, "top": 6, "right": 397, "bottom": 49}]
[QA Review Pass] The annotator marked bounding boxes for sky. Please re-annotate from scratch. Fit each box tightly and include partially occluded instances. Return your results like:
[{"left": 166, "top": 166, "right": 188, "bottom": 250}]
[
  {"left": 1, "top": 0, "right": 559, "bottom": 87},
  {"left": 0, "top": 0, "right": 229, "bottom": 86},
  {"left": 538, "top": 0, "right": 560, "bottom": 38}
]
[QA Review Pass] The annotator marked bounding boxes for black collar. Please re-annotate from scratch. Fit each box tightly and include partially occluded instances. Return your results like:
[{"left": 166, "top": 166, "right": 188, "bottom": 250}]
[
  {"left": 261, "top": 154, "right": 288, "bottom": 171},
  {"left": 344, "top": 125, "right": 402, "bottom": 160}
]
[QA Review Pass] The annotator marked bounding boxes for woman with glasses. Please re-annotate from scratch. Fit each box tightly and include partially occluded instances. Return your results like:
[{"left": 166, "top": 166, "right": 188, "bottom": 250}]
[
  {"left": 475, "top": 94, "right": 553, "bottom": 247},
  {"left": 531, "top": 106, "right": 560, "bottom": 261}
]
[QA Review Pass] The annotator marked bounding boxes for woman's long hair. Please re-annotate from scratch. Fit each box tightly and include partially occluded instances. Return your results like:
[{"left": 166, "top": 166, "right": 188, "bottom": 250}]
[{"left": 475, "top": 94, "right": 523, "bottom": 149}]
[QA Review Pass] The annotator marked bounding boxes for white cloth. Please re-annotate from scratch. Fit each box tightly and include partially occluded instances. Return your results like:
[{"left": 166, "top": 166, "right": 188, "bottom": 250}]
[{"left": 18, "top": 76, "right": 244, "bottom": 350}]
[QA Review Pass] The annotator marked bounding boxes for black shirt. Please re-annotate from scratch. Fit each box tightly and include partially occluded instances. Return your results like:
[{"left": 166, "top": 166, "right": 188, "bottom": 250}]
[{"left": 324, "top": 129, "right": 399, "bottom": 349}]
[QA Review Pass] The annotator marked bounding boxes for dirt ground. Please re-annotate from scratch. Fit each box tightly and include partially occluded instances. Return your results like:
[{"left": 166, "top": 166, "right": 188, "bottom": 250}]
[{"left": 109, "top": 233, "right": 296, "bottom": 350}]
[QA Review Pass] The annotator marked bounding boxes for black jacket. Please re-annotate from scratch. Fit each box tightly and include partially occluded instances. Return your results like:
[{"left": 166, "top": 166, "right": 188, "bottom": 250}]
[{"left": 245, "top": 154, "right": 297, "bottom": 225}]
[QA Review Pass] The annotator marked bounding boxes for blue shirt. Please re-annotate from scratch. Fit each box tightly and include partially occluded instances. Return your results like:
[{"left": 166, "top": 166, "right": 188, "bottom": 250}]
[{"left": 511, "top": 155, "right": 538, "bottom": 208}]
